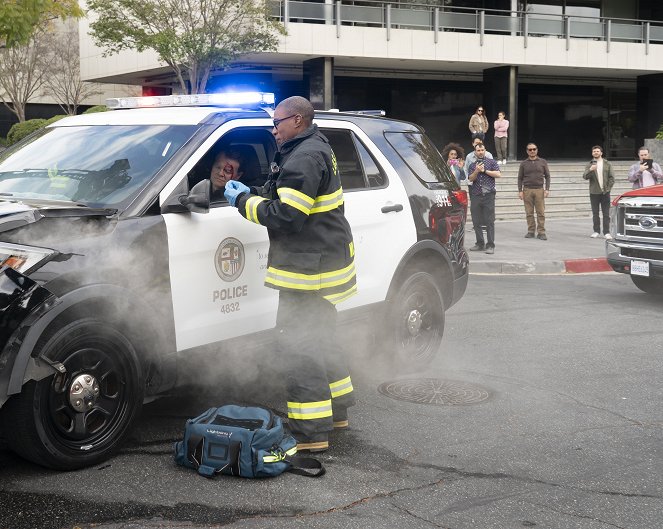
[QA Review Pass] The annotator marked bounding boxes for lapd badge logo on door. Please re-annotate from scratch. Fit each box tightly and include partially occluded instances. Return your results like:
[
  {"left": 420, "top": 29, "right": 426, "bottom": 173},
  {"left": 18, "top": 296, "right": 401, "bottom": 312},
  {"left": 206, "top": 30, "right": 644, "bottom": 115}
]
[{"left": 215, "top": 238, "right": 245, "bottom": 281}]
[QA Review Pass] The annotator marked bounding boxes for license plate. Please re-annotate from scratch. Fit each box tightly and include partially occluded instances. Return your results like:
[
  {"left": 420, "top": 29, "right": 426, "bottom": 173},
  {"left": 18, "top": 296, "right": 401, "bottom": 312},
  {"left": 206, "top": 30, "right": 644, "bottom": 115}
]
[{"left": 631, "top": 260, "right": 650, "bottom": 277}]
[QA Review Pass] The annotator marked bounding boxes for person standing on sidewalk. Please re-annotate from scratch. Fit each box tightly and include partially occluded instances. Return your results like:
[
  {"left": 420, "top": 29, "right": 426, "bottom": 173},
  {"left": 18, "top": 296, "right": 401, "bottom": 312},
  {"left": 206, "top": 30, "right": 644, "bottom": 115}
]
[
  {"left": 517, "top": 143, "right": 551, "bottom": 240},
  {"left": 628, "top": 146, "right": 663, "bottom": 189},
  {"left": 493, "top": 111, "right": 509, "bottom": 165},
  {"left": 583, "top": 145, "right": 615, "bottom": 240},
  {"left": 468, "top": 143, "right": 501, "bottom": 254}
]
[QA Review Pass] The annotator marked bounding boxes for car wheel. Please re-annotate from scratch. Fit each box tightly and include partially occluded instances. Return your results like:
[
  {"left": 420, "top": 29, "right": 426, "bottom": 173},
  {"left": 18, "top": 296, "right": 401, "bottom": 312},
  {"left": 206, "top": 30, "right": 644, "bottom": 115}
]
[
  {"left": 385, "top": 271, "right": 445, "bottom": 369},
  {"left": 2, "top": 318, "right": 143, "bottom": 470},
  {"left": 631, "top": 275, "right": 663, "bottom": 295}
]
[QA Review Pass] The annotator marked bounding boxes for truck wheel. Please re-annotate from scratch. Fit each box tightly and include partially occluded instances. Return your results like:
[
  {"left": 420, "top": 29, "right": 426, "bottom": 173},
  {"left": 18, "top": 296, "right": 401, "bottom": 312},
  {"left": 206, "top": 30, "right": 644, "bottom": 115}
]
[
  {"left": 631, "top": 275, "right": 663, "bottom": 295},
  {"left": 385, "top": 271, "right": 445, "bottom": 369},
  {"left": 2, "top": 318, "right": 143, "bottom": 470}
]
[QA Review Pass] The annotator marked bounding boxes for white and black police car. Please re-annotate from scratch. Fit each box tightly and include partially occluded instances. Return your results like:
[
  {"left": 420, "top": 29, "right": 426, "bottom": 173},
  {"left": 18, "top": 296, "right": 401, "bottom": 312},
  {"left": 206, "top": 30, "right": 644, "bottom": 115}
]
[{"left": 0, "top": 92, "right": 468, "bottom": 469}]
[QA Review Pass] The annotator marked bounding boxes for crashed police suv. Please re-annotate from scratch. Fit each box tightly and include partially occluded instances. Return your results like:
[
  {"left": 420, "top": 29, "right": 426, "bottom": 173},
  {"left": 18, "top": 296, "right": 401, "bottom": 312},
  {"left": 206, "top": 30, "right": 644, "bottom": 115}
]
[{"left": 0, "top": 92, "right": 468, "bottom": 469}]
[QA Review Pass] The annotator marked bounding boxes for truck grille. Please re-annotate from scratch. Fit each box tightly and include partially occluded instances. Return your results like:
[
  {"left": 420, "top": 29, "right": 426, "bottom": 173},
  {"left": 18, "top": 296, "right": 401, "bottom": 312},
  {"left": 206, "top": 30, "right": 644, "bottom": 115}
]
[{"left": 615, "top": 197, "right": 663, "bottom": 243}]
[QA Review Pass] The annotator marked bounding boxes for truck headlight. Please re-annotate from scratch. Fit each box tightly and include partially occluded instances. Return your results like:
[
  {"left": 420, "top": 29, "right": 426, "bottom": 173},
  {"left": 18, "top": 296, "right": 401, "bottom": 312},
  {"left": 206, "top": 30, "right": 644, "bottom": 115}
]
[{"left": 0, "top": 243, "right": 57, "bottom": 274}]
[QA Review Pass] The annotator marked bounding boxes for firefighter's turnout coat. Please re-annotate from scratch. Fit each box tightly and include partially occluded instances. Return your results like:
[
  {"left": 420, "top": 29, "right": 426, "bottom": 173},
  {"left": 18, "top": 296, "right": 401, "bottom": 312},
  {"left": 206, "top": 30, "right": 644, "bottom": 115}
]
[
  {"left": 235, "top": 124, "right": 356, "bottom": 440},
  {"left": 236, "top": 124, "right": 357, "bottom": 305}
]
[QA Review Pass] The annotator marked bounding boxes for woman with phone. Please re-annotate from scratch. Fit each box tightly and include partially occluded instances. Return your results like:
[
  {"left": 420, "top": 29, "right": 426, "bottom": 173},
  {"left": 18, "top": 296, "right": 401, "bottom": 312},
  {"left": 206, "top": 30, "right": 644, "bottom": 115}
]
[
  {"left": 628, "top": 146, "right": 663, "bottom": 189},
  {"left": 442, "top": 142, "right": 466, "bottom": 184}
]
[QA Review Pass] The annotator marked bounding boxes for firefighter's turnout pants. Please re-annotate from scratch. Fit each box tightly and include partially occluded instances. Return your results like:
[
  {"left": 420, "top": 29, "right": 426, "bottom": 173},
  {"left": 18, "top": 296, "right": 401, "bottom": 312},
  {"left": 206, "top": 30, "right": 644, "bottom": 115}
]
[{"left": 276, "top": 290, "right": 355, "bottom": 441}]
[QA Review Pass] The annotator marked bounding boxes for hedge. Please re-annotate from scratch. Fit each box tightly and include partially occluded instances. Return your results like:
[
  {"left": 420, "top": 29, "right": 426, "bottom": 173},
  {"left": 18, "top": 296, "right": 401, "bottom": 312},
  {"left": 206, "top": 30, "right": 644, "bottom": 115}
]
[{"left": 7, "top": 119, "right": 48, "bottom": 145}]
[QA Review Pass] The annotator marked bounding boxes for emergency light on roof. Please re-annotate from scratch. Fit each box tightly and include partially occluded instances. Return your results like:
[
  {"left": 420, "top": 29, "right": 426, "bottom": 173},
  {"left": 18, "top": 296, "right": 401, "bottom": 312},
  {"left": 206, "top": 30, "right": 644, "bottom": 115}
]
[{"left": 105, "top": 92, "right": 275, "bottom": 110}]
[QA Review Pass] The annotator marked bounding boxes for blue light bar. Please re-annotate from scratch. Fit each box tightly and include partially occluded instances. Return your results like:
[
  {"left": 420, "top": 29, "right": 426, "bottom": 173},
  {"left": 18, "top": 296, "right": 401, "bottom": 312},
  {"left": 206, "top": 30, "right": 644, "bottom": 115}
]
[{"left": 106, "top": 92, "right": 275, "bottom": 110}]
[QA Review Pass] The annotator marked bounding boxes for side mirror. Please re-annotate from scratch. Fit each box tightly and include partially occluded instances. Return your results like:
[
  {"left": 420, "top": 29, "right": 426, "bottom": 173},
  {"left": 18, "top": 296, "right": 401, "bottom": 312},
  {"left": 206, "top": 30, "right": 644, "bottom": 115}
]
[
  {"left": 161, "top": 178, "right": 211, "bottom": 214},
  {"left": 181, "top": 179, "right": 211, "bottom": 213}
]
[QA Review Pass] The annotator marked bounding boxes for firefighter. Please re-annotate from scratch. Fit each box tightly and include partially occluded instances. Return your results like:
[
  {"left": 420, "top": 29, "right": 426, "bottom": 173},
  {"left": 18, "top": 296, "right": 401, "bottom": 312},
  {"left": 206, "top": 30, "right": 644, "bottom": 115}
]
[{"left": 224, "top": 96, "right": 356, "bottom": 452}]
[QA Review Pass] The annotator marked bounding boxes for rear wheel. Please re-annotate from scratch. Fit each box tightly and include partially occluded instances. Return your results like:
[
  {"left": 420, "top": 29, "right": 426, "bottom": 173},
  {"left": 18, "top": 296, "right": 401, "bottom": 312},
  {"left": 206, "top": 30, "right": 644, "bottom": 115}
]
[
  {"left": 384, "top": 271, "right": 446, "bottom": 369},
  {"left": 631, "top": 275, "right": 663, "bottom": 295},
  {"left": 2, "top": 318, "right": 143, "bottom": 470}
]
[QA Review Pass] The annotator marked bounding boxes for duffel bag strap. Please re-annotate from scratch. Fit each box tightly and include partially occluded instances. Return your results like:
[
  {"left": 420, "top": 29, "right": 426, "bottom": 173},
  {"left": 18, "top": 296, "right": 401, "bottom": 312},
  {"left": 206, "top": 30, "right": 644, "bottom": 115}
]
[{"left": 286, "top": 455, "right": 326, "bottom": 477}]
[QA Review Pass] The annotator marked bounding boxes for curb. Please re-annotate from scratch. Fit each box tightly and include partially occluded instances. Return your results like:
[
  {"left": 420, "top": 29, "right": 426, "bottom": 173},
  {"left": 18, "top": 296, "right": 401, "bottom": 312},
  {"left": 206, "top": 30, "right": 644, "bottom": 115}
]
[
  {"left": 563, "top": 257, "right": 612, "bottom": 273},
  {"left": 471, "top": 257, "right": 611, "bottom": 274}
]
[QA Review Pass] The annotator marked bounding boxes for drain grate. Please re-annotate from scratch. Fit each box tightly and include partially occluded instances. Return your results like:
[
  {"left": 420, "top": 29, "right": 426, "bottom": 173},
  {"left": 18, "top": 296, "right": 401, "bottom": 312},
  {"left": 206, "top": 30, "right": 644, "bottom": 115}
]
[{"left": 378, "top": 378, "right": 490, "bottom": 406}]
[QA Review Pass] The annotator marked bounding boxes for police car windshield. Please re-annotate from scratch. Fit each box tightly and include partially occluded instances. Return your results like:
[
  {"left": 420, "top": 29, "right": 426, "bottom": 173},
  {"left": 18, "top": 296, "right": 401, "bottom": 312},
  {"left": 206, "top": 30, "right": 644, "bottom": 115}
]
[{"left": 0, "top": 124, "right": 197, "bottom": 208}]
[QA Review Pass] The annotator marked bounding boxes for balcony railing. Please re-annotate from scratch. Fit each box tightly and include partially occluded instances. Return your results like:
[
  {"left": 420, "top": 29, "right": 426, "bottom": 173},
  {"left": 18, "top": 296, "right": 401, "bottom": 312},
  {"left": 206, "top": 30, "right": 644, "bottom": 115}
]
[{"left": 269, "top": 1, "right": 663, "bottom": 53}]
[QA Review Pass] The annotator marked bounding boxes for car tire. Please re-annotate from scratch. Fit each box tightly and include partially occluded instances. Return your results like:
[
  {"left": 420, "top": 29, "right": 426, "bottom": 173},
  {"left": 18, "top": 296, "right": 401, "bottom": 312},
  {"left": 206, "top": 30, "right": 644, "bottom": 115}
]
[
  {"left": 384, "top": 271, "right": 446, "bottom": 370},
  {"left": 631, "top": 275, "right": 663, "bottom": 295},
  {"left": 2, "top": 318, "right": 143, "bottom": 470}
]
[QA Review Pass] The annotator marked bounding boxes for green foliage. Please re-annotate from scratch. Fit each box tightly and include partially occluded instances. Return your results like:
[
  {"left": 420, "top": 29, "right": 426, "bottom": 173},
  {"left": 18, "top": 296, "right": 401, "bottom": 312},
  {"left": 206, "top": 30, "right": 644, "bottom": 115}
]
[
  {"left": 656, "top": 124, "right": 663, "bottom": 140},
  {"left": 0, "top": 137, "right": 7, "bottom": 147},
  {"left": 83, "top": 105, "right": 109, "bottom": 114},
  {"left": 0, "top": 0, "right": 82, "bottom": 48},
  {"left": 45, "top": 115, "right": 67, "bottom": 126},
  {"left": 87, "top": 0, "right": 286, "bottom": 94},
  {"left": 7, "top": 119, "right": 47, "bottom": 145}
]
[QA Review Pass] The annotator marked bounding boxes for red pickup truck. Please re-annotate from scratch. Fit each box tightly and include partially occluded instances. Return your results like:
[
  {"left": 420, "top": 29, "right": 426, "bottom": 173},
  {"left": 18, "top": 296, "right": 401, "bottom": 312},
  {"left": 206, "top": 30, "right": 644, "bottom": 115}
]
[{"left": 607, "top": 183, "right": 663, "bottom": 294}]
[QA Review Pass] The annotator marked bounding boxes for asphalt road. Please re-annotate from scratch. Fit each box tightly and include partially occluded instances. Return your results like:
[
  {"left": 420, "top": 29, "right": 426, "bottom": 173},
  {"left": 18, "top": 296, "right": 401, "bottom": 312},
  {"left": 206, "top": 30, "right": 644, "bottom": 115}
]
[{"left": 1, "top": 272, "right": 662, "bottom": 529}]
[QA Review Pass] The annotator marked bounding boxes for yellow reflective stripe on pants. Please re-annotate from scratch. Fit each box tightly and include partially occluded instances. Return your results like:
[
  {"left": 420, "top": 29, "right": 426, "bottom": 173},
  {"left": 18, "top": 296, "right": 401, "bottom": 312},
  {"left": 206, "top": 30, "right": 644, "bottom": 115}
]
[
  {"left": 329, "top": 376, "right": 353, "bottom": 398},
  {"left": 265, "top": 261, "right": 356, "bottom": 291},
  {"left": 245, "top": 196, "right": 267, "bottom": 224},
  {"left": 323, "top": 284, "right": 358, "bottom": 305},
  {"left": 287, "top": 399, "right": 333, "bottom": 420}
]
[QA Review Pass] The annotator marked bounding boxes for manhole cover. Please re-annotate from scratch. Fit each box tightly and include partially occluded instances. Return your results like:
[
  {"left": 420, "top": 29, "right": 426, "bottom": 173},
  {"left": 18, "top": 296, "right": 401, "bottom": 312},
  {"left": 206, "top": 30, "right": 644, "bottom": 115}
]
[{"left": 378, "top": 378, "right": 490, "bottom": 406}]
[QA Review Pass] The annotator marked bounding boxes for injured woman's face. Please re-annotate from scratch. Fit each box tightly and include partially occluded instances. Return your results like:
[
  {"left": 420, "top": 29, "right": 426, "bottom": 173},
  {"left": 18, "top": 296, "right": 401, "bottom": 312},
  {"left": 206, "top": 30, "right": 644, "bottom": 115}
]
[{"left": 210, "top": 152, "right": 243, "bottom": 191}]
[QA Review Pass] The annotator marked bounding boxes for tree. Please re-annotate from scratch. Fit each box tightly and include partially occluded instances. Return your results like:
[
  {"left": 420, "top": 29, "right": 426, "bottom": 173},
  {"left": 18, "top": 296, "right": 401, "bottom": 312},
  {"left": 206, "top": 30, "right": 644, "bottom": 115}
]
[
  {"left": 87, "top": 0, "right": 286, "bottom": 94},
  {"left": 42, "top": 30, "right": 103, "bottom": 115},
  {"left": 0, "top": 30, "right": 51, "bottom": 122},
  {"left": 0, "top": 0, "right": 82, "bottom": 48}
]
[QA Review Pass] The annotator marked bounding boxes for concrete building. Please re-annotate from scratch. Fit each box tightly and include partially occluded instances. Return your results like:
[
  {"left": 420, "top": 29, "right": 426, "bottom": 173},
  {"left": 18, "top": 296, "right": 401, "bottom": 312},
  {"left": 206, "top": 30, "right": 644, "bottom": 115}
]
[{"left": 79, "top": 0, "right": 663, "bottom": 160}]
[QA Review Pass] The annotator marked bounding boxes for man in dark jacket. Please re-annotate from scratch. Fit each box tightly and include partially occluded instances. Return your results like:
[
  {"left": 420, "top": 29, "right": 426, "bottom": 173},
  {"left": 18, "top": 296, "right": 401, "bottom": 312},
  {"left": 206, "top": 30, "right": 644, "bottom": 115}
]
[{"left": 225, "top": 96, "right": 356, "bottom": 452}]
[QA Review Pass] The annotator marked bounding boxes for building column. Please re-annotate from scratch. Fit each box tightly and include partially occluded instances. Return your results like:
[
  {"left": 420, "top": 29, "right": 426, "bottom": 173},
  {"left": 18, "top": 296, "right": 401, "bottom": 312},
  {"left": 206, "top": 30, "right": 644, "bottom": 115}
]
[
  {"left": 636, "top": 73, "right": 663, "bottom": 148},
  {"left": 303, "top": 57, "right": 334, "bottom": 110},
  {"left": 482, "top": 66, "right": 518, "bottom": 161}
]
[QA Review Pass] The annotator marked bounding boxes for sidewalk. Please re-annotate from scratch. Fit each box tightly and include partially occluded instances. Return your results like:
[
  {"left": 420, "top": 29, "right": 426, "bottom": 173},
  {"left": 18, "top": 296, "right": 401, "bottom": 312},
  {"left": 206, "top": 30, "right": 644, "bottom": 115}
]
[{"left": 468, "top": 218, "right": 613, "bottom": 274}]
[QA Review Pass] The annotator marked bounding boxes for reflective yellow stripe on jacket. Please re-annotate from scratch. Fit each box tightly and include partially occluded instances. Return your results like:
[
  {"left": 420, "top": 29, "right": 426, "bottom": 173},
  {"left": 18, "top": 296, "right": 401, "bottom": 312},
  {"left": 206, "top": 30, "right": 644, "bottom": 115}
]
[
  {"left": 287, "top": 399, "right": 333, "bottom": 420},
  {"left": 277, "top": 187, "right": 344, "bottom": 216},
  {"left": 329, "top": 376, "right": 353, "bottom": 399},
  {"left": 265, "top": 261, "right": 356, "bottom": 291},
  {"left": 244, "top": 196, "right": 267, "bottom": 224}
]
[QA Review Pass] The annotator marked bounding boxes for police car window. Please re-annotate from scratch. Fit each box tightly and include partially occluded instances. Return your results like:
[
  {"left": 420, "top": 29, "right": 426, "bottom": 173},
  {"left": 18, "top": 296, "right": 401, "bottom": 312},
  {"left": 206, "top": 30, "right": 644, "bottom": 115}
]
[
  {"left": 354, "top": 138, "right": 386, "bottom": 188},
  {"left": 321, "top": 129, "right": 367, "bottom": 190},
  {"left": 192, "top": 128, "right": 274, "bottom": 205},
  {"left": 0, "top": 125, "right": 197, "bottom": 209},
  {"left": 384, "top": 132, "right": 456, "bottom": 185}
]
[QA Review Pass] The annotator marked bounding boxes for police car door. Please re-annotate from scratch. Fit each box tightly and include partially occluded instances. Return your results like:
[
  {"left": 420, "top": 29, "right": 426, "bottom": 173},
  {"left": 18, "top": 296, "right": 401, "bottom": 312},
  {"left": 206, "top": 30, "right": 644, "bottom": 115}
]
[
  {"left": 161, "top": 120, "right": 277, "bottom": 352},
  {"left": 317, "top": 121, "right": 415, "bottom": 308}
]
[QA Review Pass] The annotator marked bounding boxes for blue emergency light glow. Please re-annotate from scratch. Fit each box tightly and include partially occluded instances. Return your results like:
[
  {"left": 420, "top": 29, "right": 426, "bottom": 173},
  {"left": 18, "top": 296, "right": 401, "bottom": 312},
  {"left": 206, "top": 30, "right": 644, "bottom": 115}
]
[{"left": 106, "top": 91, "right": 275, "bottom": 110}]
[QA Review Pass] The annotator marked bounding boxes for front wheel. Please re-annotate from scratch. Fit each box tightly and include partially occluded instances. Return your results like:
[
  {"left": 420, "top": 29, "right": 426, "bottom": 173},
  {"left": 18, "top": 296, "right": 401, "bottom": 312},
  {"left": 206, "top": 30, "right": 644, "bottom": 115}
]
[
  {"left": 383, "top": 271, "right": 446, "bottom": 370},
  {"left": 2, "top": 318, "right": 144, "bottom": 470},
  {"left": 631, "top": 275, "right": 663, "bottom": 295}
]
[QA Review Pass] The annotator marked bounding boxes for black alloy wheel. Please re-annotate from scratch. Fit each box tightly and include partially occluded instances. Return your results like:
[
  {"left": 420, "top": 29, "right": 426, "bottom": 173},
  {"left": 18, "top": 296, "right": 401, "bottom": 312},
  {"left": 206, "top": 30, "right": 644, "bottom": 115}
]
[
  {"left": 386, "top": 271, "right": 446, "bottom": 369},
  {"left": 2, "top": 318, "right": 143, "bottom": 470}
]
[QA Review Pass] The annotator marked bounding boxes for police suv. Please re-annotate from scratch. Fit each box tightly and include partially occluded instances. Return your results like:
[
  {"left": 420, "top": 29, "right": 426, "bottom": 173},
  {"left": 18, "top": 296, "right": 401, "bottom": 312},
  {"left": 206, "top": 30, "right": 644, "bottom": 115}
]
[{"left": 0, "top": 92, "right": 468, "bottom": 469}]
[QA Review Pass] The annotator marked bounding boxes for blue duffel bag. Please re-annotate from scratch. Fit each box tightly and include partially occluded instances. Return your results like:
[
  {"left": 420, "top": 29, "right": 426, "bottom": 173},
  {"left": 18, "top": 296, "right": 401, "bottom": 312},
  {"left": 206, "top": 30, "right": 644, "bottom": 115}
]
[{"left": 174, "top": 404, "right": 325, "bottom": 478}]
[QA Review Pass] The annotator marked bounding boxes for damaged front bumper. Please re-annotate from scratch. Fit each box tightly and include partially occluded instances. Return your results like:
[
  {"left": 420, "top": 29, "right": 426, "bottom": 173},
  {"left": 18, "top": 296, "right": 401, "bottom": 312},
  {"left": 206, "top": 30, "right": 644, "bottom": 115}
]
[{"left": 0, "top": 266, "right": 62, "bottom": 408}]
